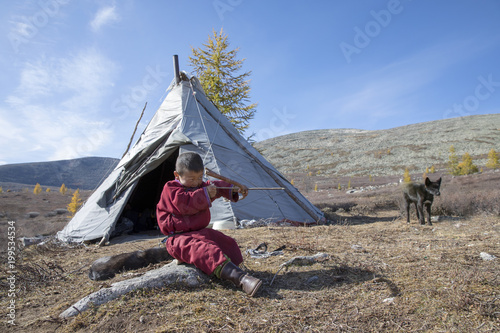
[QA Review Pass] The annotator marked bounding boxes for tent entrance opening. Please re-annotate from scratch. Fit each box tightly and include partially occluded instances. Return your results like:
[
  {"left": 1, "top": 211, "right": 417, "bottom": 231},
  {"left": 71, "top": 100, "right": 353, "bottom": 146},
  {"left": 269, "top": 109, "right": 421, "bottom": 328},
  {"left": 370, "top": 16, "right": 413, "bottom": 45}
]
[{"left": 117, "top": 149, "right": 179, "bottom": 235}]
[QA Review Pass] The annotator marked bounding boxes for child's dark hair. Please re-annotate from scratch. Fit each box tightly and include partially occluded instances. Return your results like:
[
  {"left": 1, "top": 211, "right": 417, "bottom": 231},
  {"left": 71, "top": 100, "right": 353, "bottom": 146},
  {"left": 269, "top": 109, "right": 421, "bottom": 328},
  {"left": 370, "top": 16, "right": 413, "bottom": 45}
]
[{"left": 175, "top": 152, "right": 204, "bottom": 175}]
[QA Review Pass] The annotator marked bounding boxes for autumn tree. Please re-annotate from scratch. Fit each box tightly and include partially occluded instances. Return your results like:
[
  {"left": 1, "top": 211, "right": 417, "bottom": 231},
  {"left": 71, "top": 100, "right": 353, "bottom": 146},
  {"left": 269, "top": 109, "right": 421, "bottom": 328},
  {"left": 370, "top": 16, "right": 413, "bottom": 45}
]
[
  {"left": 448, "top": 145, "right": 460, "bottom": 176},
  {"left": 403, "top": 168, "right": 411, "bottom": 182},
  {"left": 457, "top": 152, "right": 478, "bottom": 175},
  {"left": 189, "top": 28, "right": 257, "bottom": 133},
  {"left": 33, "top": 183, "right": 42, "bottom": 195},
  {"left": 67, "top": 189, "right": 82, "bottom": 217},
  {"left": 60, "top": 184, "right": 67, "bottom": 195},
  {"left": 486, "top": 148, "right": 499, "bottom": 169}
]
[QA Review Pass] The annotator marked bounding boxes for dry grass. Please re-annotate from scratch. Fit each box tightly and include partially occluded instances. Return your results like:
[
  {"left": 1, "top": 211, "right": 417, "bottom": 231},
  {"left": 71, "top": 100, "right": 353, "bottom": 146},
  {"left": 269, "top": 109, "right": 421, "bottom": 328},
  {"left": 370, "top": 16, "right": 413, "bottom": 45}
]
[
  {"left": 1, "top": 171, "right": 499, "bottom": 332},
  {"left": 1, "top": 214, "right": 499, "bottom": 332}
]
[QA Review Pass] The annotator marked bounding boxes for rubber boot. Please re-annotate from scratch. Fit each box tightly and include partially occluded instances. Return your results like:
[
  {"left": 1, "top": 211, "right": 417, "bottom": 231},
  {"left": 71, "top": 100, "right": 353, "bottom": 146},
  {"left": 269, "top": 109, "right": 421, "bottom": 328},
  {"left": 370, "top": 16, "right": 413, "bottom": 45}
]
[{"left": 220, "top": 261, "right": 262, "bottom": 297}]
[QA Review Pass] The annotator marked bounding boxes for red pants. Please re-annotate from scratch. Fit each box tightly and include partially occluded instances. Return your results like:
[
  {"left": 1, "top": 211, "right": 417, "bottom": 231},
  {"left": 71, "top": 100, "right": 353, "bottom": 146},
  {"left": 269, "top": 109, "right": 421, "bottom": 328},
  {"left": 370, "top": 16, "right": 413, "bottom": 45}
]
[{"left": 165, "top": 228, "right": 243, "bottom": 275}]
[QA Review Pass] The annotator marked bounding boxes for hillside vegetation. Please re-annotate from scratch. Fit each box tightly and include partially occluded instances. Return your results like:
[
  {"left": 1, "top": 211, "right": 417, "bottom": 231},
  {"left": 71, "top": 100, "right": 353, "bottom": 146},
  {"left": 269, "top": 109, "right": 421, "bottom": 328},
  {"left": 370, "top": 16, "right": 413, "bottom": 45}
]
[
  {"left": 1, "top": 115, "right": 498, "bottom": 191},
  {"left": 255, "top": 114, "right": 500, "bottom": 177}
]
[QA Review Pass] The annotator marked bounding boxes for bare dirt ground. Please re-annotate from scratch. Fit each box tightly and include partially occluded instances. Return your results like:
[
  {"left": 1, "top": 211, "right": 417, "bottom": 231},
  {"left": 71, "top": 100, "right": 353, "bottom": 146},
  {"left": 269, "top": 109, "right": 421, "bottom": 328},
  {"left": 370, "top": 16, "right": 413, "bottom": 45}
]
[
  {"left": 0, "top": 186, "right": 92, "bottom": 239},
  {"left": 0, "top": 173, "right": 499, "bottom": 332}
]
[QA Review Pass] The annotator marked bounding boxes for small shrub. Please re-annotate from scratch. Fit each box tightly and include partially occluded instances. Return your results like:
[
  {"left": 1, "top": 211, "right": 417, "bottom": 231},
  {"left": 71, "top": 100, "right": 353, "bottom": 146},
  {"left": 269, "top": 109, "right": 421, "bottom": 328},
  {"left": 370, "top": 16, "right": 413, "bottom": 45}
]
[
  {"left": 486, "top": 148, "right": 499, "bottom": 169},
  {"left": 448, "top": 145, "right": 460, "bottom": 175},
  {"left": 403, "top": 168, "right": 411, "bottom": 182},
  {"left": 433, "top": 188, "right": 500, "bottom": 217},
  {"left": 33, "top": 183, "right": 42, "bottom": 195},
  {"left": 457, "top": 152, "right": 478, "bottom": 175},
  {"left": 60, "top": 184, "right": 67, "bottom": 195},
  {"left": 67, "top": 189, "right": 82, "bottom": 217}
]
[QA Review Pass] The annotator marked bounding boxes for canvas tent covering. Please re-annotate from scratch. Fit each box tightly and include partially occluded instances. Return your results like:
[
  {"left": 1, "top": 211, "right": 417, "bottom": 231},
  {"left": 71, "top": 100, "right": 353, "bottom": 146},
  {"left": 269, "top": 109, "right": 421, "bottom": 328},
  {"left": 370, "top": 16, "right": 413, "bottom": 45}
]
[{"left": 57, "top": 74, "right": 323, "bottom": 243}]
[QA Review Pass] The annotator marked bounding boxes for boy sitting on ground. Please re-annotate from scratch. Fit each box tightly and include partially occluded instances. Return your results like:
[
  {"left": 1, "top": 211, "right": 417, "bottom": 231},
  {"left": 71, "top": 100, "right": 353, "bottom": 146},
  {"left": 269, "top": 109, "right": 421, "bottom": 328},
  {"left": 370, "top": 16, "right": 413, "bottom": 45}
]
[{"left": 156, "top": 152, "right": 262, "bottom": 296}]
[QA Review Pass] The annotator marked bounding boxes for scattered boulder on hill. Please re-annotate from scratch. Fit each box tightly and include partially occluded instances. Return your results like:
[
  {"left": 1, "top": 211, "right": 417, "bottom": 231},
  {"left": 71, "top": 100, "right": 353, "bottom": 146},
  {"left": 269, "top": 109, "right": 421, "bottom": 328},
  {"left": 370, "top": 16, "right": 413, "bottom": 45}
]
[{"left": 25, "top": 212, "right": 40, "bottom": 218}]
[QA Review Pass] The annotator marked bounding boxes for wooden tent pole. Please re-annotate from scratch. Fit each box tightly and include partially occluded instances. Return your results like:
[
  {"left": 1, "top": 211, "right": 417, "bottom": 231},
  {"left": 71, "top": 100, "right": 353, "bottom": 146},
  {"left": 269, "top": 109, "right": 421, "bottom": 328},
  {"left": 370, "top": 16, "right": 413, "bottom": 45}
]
[{"left": 122, "top": 102, "right": 147, "bottom": 158}]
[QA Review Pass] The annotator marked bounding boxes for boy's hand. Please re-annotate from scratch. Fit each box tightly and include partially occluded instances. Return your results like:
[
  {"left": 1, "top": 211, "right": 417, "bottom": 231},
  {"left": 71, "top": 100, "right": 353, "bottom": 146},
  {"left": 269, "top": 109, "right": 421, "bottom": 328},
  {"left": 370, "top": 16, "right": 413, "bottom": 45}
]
[
  {"left": 233, "top": 185, "right": 248, "bottom": 197},
  {"left": 207, "top": 184, "right": 217, "bottom": 198}
]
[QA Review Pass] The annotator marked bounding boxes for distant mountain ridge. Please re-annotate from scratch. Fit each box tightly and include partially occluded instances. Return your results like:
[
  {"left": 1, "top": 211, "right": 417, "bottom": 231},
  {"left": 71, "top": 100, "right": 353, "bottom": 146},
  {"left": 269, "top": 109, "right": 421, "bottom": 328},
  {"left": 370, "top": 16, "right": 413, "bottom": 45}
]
[
  {"left": 1, "top": 114, "right": 499, "bottom": 189},
  {"left": 0, "top": 157, "right": 119, "bottom": 190}
]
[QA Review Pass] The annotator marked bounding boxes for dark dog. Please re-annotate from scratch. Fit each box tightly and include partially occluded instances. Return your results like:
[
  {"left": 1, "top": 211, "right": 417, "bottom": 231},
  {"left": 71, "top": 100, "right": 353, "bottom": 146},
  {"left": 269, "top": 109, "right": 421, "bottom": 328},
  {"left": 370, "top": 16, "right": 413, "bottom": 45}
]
[
  {"left": 402, "top": 177, "right": 441, "bottom": 225},
  {"left": 88, "top": 246, "right": 173, "bottom": 281}
]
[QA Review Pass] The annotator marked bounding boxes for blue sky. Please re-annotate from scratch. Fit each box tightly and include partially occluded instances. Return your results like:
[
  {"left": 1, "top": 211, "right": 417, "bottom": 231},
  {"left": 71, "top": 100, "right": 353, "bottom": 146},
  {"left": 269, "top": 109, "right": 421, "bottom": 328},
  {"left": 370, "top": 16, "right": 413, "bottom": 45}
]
[{"left": 1, "top": 0, "right": 499, "bottom": 165}]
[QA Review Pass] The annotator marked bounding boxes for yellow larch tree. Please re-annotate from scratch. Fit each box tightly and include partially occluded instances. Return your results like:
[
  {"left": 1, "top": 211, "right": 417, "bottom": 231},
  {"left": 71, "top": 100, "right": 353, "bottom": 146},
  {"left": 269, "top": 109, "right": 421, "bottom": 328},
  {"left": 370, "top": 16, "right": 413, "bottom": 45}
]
[{"left": 67, "top": 189, "right": 82, "bottom": 217}]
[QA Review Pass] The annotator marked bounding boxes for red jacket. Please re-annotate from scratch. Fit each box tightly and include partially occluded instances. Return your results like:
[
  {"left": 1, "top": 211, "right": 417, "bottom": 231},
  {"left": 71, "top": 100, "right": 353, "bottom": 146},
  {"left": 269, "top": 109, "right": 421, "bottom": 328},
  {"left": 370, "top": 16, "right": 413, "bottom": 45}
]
[{"left": 156, "top": 179, "right": 238, "bottom": 235}]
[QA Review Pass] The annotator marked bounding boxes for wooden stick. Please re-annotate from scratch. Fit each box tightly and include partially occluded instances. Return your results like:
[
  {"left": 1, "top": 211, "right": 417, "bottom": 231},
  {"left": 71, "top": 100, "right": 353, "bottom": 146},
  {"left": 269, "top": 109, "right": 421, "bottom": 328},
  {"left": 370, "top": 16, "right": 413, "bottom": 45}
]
[
  {"left": 205, "top": 168, "right": 248, "bottom": 199},
  {"left": 122, "top": 102, "right": 147, "bottom": 158},
  {"left": 215, "top": 187, "right": 285, "bottom": 190}
]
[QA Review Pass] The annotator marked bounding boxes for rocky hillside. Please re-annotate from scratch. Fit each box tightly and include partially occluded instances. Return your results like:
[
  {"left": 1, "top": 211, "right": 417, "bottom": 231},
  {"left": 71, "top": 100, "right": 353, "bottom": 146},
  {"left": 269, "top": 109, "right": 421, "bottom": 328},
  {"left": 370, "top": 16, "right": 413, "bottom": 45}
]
[
  {"left": 255, "top": 114, "right": 500, "bottom": 177},
  {"left": 1, "top": 115, "right": 498, "bottom": 190},
  {"left": 0, "top": 157, "right": 118, "bottom": 190}
]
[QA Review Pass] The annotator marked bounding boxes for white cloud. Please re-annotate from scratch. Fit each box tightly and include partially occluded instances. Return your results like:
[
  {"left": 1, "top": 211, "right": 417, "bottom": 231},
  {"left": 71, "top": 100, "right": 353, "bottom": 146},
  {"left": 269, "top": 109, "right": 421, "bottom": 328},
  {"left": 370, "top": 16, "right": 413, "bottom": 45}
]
[
  {"left": 17, "top": 61, "right": 53, "bottom": 97},
  {"left": 90, "top": 5, "right": 120, "bottom": 32},
  {"left": 0, "top": 109, "right": 25, "bottom": 144},
  {"left": 3, "top": 48, "right": 118, "bottom": 163}
]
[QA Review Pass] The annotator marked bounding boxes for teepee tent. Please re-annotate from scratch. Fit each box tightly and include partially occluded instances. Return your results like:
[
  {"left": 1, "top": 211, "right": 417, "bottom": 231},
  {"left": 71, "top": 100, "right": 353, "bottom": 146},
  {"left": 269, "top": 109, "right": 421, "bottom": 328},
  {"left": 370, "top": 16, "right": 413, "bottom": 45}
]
[{"left": 57, "top": 60, "right": 323, "bottom": 243}]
